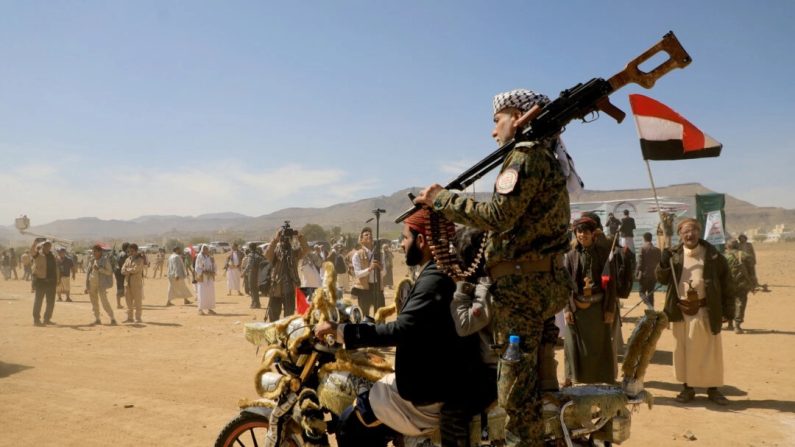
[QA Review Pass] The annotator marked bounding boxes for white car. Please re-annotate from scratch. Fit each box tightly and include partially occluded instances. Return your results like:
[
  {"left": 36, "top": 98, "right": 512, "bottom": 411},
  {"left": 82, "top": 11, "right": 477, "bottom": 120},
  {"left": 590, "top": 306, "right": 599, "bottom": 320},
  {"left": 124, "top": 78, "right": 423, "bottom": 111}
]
[
  {"left": 138, "top": 244, "right": 160, "bottom": 254},
  {"left": 209, "top": 241, "right": 231, "bottom": 253}
]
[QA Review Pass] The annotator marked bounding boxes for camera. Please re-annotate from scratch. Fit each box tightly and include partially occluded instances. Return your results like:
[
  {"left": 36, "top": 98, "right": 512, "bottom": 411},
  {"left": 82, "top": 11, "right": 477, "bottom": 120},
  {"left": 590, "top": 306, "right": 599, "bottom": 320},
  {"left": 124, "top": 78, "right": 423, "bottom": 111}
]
[{"left": 280, "top": 221, "right": 296, "bottom": 239}]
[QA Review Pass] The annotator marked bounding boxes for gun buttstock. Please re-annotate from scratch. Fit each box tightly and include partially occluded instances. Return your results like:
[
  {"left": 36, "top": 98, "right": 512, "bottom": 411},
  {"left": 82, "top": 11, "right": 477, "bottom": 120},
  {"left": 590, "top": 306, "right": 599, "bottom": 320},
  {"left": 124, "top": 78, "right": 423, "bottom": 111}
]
[{"left": 608, "top": 31, "right": 692, "bottom": 91}]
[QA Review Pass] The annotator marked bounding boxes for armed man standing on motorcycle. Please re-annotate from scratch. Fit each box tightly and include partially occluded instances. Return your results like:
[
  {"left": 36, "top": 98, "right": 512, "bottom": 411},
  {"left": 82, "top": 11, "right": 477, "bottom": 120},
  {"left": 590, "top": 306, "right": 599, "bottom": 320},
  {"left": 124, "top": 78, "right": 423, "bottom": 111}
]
[
  {"left": 315, "top": 209, "right": 493, "bottom": 447},
  {"left": 414, "top": 89, "right": 574, "bottom": 447}
]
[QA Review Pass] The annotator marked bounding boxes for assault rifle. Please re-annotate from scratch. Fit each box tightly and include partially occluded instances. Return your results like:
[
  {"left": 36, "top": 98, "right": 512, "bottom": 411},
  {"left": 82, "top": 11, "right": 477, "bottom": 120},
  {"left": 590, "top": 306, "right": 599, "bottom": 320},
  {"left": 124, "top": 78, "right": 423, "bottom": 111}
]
[{"left": 395, "top": 31, "right": 692, "bottom": 223}]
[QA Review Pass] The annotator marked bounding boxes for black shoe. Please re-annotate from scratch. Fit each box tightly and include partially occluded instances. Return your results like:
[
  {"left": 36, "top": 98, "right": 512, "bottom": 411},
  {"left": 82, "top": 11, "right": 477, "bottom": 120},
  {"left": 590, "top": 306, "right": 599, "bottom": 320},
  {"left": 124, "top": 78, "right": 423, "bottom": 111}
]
[
  {"left": 34, "top": 321, "right": 44, "bottom": 327},
  {"left": 66, "top": 297, "right": 73, "bottom": 302},
  {"left": 110, "top": 320, "right": 118, "bottom": 326},
  {"left": 707, "top": 388, "right": 729, "bottom": 405},
  {"left": 735, "top": 323, "right": 744, "bottom": 334},
  {"left": 92, "top": 319, "right": 101, "bottom": 325},
  {"left": 675, "top": 386, "right": 695, "bottom": 403},
  {"left": 44, "top": 320, "right": 56, "bottom": 326},
  {"left": 727, "top": 321, "right": 734, "bottom": 330}
]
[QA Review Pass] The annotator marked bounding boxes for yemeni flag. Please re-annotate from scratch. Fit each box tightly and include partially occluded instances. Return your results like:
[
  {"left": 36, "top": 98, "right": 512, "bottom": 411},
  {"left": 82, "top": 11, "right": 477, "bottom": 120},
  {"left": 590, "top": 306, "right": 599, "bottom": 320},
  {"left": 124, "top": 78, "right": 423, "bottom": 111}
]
[{"left": 629, "top": 94, "right": 722, "bottom": 160}]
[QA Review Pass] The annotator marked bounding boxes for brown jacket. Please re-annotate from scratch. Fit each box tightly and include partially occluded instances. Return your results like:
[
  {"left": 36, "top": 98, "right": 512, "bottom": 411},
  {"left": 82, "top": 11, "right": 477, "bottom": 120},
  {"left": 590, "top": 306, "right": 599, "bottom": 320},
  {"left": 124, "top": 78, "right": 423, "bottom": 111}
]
[
  {"left": 122, "top": 255, "right": 145, "bottom": 297},
  {"left": 636, "top": 241, "right": 661, "bottom": 284},
  {"left": 31, "top": 249, "right": 60, "bottom": 283}
]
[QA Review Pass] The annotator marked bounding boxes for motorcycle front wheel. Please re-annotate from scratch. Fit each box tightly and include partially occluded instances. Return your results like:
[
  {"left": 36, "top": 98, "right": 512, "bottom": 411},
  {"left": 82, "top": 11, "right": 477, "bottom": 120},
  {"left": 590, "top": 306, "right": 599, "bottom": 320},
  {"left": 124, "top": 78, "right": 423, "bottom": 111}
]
[{"left": 214, "top": 412, "right": 302, "bottom": 447}]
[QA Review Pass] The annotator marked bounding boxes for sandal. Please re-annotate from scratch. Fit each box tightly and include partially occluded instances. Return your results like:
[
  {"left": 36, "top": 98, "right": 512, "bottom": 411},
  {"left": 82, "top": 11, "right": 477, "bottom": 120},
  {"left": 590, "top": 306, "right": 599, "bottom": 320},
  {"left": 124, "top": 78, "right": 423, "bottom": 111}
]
[{"left": 675, "top": 387, "right": 695, "bottom": 403}]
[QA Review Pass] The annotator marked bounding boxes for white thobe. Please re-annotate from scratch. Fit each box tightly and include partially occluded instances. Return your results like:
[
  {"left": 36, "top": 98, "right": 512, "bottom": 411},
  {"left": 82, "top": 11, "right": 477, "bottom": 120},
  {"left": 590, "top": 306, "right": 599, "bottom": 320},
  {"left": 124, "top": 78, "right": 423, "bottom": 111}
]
[
  {"left": 195, "top": 254, "right": 216, "bottom": 310},
  {"left": 226, "top": 251, "right": 242, "bottom": 291},
  {"left": 671, "top": 244, "right": 724, "bottom": 387}
]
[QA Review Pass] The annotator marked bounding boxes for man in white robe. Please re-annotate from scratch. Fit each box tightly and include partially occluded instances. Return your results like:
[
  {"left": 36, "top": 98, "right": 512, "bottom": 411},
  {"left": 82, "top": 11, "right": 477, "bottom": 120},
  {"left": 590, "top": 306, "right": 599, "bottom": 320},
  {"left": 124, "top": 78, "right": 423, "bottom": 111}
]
[
  {"left": 657, "top": 218, "right": 733, "bottom": 405},
  {"left": 225, "top": 243, "right": 244, "bottom": 296},
  {"left": 194, "top": 245, "right": 217, "bottom": 315},
  {"left": 167, "top": 246, "right": 192, "bottom": 306}
]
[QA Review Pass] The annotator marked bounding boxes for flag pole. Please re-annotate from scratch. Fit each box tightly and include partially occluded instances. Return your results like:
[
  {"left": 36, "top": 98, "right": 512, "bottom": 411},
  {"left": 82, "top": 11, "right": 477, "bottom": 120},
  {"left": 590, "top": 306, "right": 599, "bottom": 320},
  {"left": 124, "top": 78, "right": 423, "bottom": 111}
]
[{"left": 644, "top": 160, "right": 682, "bottom": 301}]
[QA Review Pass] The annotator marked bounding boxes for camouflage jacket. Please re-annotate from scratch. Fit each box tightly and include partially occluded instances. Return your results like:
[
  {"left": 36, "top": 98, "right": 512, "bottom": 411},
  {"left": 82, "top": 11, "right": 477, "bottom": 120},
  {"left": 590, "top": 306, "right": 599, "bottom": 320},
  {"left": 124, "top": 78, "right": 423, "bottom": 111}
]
[
  {"left": 724, "top": 248, "right": 754, "bottom": 294},
  {"left": 433, "top": 139, "right": 571, "bottom": 268}
]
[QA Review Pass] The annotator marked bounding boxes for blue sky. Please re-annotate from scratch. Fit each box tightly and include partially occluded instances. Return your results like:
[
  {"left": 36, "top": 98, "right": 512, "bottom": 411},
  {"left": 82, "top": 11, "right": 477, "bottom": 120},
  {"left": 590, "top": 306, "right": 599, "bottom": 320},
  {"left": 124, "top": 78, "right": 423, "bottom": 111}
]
[{"left": 1, "top": 1, "right": 793, "bottom": 224}]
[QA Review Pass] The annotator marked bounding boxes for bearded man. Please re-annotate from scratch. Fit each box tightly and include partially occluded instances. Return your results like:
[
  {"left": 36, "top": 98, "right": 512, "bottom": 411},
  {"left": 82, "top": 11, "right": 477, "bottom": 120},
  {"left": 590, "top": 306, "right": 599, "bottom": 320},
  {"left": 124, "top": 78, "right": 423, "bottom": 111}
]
[
  {"left": 658, "top": 218, "right": 734, "bottom": 405},
  {"left": 315, "top": 209, "right": 491, "bottom": 447}
]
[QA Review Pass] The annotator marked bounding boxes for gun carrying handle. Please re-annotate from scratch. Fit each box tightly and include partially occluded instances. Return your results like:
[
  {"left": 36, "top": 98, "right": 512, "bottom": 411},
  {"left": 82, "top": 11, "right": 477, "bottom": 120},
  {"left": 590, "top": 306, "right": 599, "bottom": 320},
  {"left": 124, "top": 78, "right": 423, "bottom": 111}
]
[{"left": 608, "top": 31, "right": 692, "bottom": 90}]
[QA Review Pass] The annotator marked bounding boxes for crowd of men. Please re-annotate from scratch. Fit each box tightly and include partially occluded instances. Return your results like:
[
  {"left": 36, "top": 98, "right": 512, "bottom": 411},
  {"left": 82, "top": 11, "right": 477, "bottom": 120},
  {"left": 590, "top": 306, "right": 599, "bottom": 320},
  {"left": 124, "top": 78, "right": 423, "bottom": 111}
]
[
  {"left": 2, "top": 85, "right": 769, "bottom": 446},
  {"left": 14, "top": 230, "right": 400, "bottom": 328}
]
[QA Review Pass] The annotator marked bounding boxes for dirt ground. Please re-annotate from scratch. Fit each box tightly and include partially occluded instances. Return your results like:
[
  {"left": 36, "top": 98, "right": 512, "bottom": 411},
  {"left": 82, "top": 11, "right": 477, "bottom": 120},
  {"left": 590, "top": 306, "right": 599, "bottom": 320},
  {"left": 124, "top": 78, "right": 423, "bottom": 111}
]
[{"left": 1, "top": 244, "right": 794, "bottom": 446}]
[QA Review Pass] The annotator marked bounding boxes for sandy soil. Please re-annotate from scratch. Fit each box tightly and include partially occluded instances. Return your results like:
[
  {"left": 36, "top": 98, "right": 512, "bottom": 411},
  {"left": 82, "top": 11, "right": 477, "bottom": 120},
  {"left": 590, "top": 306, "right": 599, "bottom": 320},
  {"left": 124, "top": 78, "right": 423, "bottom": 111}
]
[{"left": 1, "top": 245, "right": 794, "bottom": 446}]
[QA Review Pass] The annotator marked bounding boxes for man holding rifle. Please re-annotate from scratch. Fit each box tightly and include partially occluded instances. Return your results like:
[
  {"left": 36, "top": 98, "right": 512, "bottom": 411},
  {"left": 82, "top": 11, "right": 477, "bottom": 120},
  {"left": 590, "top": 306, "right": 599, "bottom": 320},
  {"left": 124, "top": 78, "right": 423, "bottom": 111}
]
[{"left": 415, "top": 89, "right": 573, "bottom": 446}]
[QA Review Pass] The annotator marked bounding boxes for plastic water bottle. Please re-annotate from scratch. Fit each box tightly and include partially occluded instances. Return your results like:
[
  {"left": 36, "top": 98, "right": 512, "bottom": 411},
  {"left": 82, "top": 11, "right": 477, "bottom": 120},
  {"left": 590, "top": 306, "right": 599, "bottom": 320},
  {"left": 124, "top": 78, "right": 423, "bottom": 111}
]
[
  {"left": 498, "top": 335, "right": 523, "bottom": 408},
  {"left": 502, "top": 335, "right": 522, "bottom": 362}
]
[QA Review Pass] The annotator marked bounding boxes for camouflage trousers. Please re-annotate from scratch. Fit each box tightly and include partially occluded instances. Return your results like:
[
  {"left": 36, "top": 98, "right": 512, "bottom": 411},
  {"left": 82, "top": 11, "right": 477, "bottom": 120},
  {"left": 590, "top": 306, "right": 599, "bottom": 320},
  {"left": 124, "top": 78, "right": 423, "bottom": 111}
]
[
  {"left": 734, "top": 291, "right": 749, "bottom": 323},
  {"left": 491, "top": 268, "right": 571, "bottom": 447}
]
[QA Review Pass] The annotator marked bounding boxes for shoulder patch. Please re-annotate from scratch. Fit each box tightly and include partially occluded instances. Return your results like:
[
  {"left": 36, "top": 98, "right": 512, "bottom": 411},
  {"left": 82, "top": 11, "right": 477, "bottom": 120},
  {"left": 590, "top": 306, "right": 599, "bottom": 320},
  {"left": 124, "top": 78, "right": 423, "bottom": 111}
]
[{"left": 495, "top": 168, "right": 519, "bottom": 194}]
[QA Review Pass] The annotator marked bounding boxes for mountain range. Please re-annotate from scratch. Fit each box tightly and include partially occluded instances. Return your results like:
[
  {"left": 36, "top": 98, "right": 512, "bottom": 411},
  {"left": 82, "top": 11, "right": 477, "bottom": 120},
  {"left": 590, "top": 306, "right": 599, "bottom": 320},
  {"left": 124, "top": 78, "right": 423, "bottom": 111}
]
[{"left": 2, "top": 183, "right": 792, "bottom": 245}]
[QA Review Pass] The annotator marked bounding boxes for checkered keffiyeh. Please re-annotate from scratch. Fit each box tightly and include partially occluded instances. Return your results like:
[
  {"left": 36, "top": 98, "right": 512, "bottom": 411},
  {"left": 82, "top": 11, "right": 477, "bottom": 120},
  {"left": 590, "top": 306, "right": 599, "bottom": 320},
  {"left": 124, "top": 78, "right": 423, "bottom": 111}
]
[{"left": 492, "top": 89, "right": 550, "bottom": 115}]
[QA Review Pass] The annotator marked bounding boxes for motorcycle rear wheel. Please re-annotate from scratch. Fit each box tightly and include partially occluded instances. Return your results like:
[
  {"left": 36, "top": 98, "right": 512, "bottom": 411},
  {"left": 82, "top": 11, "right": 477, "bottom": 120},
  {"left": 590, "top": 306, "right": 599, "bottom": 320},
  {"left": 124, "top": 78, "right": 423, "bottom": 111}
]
[{"left": 214, "top": 412, "right": 302, "bottom": 447}]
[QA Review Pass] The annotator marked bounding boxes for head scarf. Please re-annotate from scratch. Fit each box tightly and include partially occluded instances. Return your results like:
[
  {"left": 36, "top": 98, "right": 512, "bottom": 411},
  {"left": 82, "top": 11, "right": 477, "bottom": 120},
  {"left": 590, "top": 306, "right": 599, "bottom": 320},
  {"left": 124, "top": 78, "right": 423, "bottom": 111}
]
[
  {"left": 677, "top": 217, "right": 702, "bottom": 234},
  {"left": 573, "top": 216, "right": 598, "bottom": 232},
  {"left": 404, "top": 208, "right": 456, "bottom": 240},
  {"left": 404, "top": 208, "right": 432, "bottom": 237},
  {"left": 492, "top": 89, "right": 550, "bottom": 116},
  {"left": 581, "top": 212, "right": 603, "bottom": 230}
]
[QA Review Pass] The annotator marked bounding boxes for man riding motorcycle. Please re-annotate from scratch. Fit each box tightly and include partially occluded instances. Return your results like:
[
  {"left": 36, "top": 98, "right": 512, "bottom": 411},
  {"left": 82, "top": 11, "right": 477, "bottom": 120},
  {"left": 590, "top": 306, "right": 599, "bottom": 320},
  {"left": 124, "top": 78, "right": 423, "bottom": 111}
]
[{"left": 315, "top": 209, "right": 495, "bottom": 447}]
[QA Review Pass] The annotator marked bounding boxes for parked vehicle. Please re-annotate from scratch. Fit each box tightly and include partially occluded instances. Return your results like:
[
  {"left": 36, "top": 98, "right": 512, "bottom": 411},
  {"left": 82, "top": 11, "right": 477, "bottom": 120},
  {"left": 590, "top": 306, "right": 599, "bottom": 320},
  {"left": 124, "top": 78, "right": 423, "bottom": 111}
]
[
  {"left": 244, "top": 241, "right": 267, "bottom": 250},
  {"left": 138, "top": 244, "right": 160, "bottom": 254},
  {"left": 209, "top": 241, "right": 231, "bottom": 253}
]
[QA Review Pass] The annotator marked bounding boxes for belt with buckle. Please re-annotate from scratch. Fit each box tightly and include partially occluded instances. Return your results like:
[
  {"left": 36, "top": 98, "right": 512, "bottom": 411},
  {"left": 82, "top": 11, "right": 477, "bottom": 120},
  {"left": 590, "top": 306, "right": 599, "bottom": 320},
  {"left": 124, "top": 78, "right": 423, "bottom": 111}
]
[
  {"left": 575, "top": 293, "right": 604, "bottom": 304},
  {"left": 488, "top": 254, "right": 563, "bottom": 280},
  {"left": 677, "top": 298, "right": 707, "bottom": 316}
]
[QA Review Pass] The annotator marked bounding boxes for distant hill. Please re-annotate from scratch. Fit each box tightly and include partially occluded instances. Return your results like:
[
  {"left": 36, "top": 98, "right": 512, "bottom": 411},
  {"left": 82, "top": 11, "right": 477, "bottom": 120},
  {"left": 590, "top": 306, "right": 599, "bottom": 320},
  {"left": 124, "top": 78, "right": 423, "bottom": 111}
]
[
  {"left": 2, "top": 183, "right": 791, "bottom": 245},
  {"left": 570, "top": 182, "right": 795, "bottom": 233}
]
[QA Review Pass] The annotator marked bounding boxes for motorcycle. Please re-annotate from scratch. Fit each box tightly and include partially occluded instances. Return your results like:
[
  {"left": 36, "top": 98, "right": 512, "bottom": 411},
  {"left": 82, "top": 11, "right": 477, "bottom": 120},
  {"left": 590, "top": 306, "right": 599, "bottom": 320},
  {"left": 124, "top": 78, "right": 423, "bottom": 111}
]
[{"left": 216, "top": 269, "right": 666, "bottom": 447}]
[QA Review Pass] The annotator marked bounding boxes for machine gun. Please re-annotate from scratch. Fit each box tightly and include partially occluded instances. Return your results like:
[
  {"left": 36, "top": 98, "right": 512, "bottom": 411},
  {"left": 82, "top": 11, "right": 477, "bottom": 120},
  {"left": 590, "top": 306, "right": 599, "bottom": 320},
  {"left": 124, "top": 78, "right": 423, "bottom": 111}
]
[{"left": 395, "top": 31, "right": 692, "bottom": 223}]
